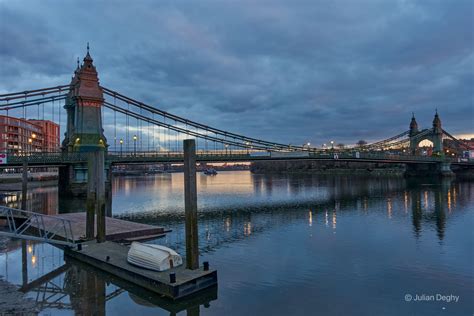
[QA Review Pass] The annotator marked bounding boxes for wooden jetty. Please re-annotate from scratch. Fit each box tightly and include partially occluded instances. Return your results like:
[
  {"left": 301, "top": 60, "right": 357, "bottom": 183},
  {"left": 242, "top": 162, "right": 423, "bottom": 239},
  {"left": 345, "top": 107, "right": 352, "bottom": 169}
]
[
  {"left": 1, "top": 212, "right": 167, "bottom": 243},
  {"left": 43, "top": 213, "right": 167, "bottom": 242},
  {"left": 65, "top": 241, "right": 217, "bottom": 300}
]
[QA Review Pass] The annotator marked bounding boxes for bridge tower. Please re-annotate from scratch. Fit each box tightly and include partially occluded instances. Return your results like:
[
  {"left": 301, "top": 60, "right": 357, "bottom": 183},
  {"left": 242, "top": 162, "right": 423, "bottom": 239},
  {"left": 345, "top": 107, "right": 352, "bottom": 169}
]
[
  {"left": 59, "top": 45, "right": 110, "bottom": 211},
  {"left": 431, "top": 110, "right": 443, "bottom": 155},
  {"left": 62, "top": 45, "right": 107, "bottom": 152},
  {"left": 408, "top": 111, "right": 444, "bottom": 156}
]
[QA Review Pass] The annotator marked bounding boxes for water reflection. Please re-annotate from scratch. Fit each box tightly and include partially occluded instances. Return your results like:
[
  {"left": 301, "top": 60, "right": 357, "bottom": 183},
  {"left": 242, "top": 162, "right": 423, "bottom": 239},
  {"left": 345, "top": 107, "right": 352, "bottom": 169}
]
[
  {"left": 0, "top": 239, "right": 217, "bottom": 315},
  {"left": 0, "top": 172, "right": 473, "bottom": 315}
]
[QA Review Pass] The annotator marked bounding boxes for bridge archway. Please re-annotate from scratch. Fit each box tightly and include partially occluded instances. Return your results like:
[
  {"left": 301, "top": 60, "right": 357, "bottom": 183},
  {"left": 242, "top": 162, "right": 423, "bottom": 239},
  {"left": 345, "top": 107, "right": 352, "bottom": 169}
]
[{"left": 408, "top": 112, "right": 443, "bottom": 156}]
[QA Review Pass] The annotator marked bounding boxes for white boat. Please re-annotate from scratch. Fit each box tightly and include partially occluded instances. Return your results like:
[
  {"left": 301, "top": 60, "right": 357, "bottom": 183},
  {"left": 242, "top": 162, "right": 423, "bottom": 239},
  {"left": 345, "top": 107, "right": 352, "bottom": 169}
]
[{"left": 127, "top": 242, "right": 182, "bottom": 271}]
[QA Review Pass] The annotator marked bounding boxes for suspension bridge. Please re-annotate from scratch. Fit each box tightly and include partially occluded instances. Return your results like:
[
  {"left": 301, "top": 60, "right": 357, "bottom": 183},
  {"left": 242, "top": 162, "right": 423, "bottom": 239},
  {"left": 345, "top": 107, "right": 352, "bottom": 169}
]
[
  {"left": 0, "top": 47, "right": 472, "bottom": 300},
  {"left": 0, "top": 47, "right": 472, "bottom": 196}
]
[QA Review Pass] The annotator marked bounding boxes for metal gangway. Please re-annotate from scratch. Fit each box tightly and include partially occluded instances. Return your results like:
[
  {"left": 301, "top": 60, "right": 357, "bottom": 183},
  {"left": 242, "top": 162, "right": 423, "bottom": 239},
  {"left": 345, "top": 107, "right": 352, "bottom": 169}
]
[{"left": 0, "top": 206, "right": 76, "bottom": 246}]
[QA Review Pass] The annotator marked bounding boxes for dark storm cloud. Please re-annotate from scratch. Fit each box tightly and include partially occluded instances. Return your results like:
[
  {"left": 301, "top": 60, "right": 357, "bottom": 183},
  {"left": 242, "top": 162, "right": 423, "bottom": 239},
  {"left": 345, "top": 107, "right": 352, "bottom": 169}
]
[{"left": 0, "top": 0, "right": 472, "bottom": 145}]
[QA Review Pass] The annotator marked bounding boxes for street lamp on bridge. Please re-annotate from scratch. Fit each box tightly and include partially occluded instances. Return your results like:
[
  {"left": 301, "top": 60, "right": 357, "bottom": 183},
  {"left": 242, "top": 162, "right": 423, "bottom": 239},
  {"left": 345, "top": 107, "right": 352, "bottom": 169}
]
[
  {"left": 225, "top": 144, "right": 229, "bottom": 155},
  {"left": 330, "top": 140, "right": 334, "bottom": 150},
  {"left": 133, "top": 135, "right": 137, "bottom": 156},
  {"left": 119, "top": 138, "right": 123, "bottom": 157}
]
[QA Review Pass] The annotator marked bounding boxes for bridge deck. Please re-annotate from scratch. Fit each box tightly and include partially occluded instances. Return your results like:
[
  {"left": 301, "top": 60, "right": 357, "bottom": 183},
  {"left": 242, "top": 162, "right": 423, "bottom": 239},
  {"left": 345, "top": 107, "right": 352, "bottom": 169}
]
[{"left": 27, "top": 212, "right": 167, "bottom": 243}]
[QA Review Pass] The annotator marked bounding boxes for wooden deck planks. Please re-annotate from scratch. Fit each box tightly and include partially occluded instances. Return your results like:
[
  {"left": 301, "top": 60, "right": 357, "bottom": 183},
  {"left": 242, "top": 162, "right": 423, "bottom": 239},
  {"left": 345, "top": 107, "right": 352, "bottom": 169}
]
[{"left": 38, "top": 212, "right": 166, "bottom": 242}]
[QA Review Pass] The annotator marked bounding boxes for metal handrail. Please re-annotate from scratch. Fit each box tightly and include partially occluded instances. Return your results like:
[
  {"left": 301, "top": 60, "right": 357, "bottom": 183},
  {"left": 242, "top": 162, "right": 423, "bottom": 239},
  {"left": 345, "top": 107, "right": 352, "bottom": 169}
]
[{"left": 0, "top": 206, "right": 76, "bottom": 246}]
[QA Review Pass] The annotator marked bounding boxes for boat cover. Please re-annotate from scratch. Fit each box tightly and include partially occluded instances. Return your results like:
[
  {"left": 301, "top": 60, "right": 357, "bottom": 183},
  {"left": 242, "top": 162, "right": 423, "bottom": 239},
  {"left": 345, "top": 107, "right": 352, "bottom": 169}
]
[{"left": 127, "top": 242, "right": 183, "bottom": 271}]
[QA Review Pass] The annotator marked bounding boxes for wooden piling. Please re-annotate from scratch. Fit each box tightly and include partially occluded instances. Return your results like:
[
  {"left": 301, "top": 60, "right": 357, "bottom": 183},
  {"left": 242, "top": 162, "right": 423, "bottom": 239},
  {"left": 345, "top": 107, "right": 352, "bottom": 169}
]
[
  {"left": 21, "top": 158, "right": 28, "bottom": 211},
  {"left": 95, "top": 151, "right": 106, "bottom": 243},
  {"left": 86, "top": 153, "right": 96, "bottom": 239},
  {"left": 21, "top": 240, "right": 27, "bottom": 286},
  {"left": 184, "top": 139, "right": 199, "bottom": 270},
  {"left": 86, "top": 150, "right": 106, "bottom": 242},
  {"left": 105, "top": 165, "right": 113, "bottom": 217}
]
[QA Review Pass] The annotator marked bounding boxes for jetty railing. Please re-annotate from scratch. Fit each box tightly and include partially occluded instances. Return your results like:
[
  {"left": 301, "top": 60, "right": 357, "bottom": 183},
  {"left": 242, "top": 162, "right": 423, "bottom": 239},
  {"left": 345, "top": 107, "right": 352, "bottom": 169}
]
[{"left": 0, "top": 206, "right": 76, "bottom": 246}]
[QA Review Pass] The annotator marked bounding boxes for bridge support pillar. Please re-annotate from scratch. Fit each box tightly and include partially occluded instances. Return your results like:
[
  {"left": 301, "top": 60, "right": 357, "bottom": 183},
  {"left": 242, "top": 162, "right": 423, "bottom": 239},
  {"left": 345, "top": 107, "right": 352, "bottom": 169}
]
[
  {"left": 405, "top": 162, "right": 455, "bottom": 178},
  {"left": 58, "top": 164, "right": 88, "bottom": 197},
  {"left": 437, "top": 162, "right": 455, "bottom": 177}
]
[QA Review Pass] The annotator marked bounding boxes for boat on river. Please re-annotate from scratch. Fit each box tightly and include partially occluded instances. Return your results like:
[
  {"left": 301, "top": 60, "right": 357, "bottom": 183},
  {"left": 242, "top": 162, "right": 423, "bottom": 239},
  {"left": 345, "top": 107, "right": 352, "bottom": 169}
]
[
  {"left": 203, "top": 168, "right": 218, "bottom": 175},
  {"left": 127, "top": 242, "right": 182, "bottom": 271}
]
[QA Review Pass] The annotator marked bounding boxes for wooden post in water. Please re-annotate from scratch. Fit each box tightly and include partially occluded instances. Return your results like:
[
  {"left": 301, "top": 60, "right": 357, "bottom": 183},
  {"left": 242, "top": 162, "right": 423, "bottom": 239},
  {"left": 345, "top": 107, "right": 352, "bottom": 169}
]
[
  {"left": 86, "top": 150, "right": 106, "bottom": 242},
  {"left": 95, "top": 151, "right": 106, "bottom": 243},
  {"left": 184, "top": 139, "right": 199, "bottom": 270},
  {"left": 21, "top": 240, "right": 27, "bottom": 286},
  {"left": 105, "top": 165, "right": 113, "bottom": 217},
  {"left": 21, "top": 158, "right": 28, "bottom": 211},
  {"left": 86, "top": 153, "right": 97, "bottom": 239}
]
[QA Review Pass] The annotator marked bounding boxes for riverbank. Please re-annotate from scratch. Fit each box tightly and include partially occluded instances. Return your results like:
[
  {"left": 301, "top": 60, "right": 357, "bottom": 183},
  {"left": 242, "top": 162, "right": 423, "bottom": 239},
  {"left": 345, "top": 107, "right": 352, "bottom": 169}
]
[
  {"left": 0, "top": 172, "right": 58, "bottom": 184},
  {"left": 250, "top": 160, "right": 405, "bottom": 176},
  {"left": 0, "top": 278, "right": 38, "bottom": 315}
]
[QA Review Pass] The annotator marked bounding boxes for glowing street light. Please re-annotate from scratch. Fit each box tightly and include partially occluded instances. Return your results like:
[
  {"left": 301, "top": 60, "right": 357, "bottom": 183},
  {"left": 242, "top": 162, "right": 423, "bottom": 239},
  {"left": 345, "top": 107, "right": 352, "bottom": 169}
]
[
  {"left": 330, "top": 140, "right": 334, "bottom": 150},
  {"left": 133, "top": 135, "right": 137, "bottom": 156},
  {"left": 119, "top": 138, "right": 123, "bottom": 157}
]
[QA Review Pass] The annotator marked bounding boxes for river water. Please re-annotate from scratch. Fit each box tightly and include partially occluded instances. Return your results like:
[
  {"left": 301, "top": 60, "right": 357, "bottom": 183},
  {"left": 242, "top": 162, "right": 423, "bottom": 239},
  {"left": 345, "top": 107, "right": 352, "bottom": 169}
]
[{"left": 0, "top": 171, "right": 472, "bottom": 315}]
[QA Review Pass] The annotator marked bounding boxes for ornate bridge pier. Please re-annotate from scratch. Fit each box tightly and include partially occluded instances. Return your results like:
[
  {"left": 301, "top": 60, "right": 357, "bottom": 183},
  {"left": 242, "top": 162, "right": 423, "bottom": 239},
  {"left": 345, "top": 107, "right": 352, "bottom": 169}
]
[
  {"left": 58, "top": 47, "right": 110, "bottom": 197},
  {"left": 58, "top": 46, "right": 111, "bottom": 239}
]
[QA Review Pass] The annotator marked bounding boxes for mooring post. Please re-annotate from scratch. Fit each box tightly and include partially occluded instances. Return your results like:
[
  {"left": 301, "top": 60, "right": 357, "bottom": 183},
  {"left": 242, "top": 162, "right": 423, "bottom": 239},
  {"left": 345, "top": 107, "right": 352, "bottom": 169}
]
[
  {"left": 184, "top": 139, "right": 199, "bottom": 270},
  {"left": 21, "top": 158, "right": 28, "bottom": 211},
  {"left": 86, "top": 153, "right": 96, "bottom": 239},
  {"left": 105, "top": 165, "right": 113, "bottom": 217},
  {"left": 95, "top": 150, "right": 106, "bottom": 243},
  {"left": 21, "top": 240, "right": 27, "bottom": 286}
]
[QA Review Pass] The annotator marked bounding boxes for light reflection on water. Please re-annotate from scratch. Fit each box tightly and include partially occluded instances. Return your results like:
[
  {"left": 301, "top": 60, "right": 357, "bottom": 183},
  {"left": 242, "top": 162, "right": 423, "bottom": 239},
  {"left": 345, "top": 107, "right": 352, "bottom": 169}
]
[{"left": 0, "top": 171, "right": 473, "bottom": 315}]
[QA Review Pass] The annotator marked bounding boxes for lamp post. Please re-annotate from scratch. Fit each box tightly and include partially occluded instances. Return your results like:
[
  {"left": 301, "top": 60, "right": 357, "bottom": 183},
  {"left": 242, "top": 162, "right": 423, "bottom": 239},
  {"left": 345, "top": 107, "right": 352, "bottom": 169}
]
[
  {"left": 225, "top": 144, "right": 229, "bottom": 156},
  {"left": 133, "top": 135, "right": 137, "bottom": 156},
  {"left": 119, "top": 138, "right": 123, "bottom": 157},
  {"left": 245, "top": 142, "right": 250, "bottom": 155},
  {"left": 28, "top": 138, "right": 32, "bottom": 155},
  {"left": 330, "top": 140, "right": 334, "bottom": 150}
]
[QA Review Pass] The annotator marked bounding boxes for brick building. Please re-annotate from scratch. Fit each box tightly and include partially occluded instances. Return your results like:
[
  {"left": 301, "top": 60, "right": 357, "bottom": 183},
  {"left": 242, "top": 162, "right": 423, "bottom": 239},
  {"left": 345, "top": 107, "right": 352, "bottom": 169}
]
[{"left": 0, "top": 115, "right": 60, "bottom": 154}]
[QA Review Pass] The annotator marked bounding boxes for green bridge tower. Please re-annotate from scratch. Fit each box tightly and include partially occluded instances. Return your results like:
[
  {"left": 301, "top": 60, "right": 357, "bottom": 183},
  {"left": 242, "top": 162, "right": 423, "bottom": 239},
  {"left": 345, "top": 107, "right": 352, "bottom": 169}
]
[{"left": 59, "top": 45, "right": 110, "bottom": 198}]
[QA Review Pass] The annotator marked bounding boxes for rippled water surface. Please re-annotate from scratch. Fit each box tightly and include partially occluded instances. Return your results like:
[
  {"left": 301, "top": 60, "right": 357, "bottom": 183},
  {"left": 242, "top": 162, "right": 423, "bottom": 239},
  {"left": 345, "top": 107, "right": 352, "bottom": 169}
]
[{"left": 1, "top": 171, "right": 473, "bottom": 315}]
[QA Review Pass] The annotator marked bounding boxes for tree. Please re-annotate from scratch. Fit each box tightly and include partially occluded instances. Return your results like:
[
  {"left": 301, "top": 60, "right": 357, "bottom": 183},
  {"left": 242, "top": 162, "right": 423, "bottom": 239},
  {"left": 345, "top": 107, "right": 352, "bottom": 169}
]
[{"left": 356, "top": 140, "right": 367, "bottom": 147}]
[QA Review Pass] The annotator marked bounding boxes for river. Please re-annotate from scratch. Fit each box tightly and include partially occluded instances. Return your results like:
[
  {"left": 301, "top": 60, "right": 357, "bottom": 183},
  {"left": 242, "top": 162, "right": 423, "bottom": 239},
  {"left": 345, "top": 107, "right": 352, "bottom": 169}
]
[{"left": 0, "top": 171, "right": 473, "bottom": 315}]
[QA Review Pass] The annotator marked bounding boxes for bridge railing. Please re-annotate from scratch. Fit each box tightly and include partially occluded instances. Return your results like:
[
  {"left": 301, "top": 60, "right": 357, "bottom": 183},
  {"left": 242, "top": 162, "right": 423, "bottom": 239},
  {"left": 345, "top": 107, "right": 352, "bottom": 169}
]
[
  {"left": 3, "top": 152, "right": 89, "bottom": 165},
  {"left": 0, "top": 150, "right": 466, "bottom": 166}
]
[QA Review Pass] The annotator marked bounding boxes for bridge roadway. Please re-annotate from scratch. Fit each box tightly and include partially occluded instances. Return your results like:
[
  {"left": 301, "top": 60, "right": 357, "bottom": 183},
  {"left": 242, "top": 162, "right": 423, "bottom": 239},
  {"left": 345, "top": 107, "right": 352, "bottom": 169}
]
[{"left": 1, "top": 151, "right": 471, "bottom": 167}]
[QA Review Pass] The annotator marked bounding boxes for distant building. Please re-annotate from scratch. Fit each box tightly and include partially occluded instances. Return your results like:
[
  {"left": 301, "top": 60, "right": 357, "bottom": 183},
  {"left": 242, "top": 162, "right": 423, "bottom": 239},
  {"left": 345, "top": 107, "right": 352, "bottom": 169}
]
[
  {"left": 28, "top": 119, "right": 61, "bottom": 152},
  {"left": 443, "top": 138, "right": 474, "bottom": 154},
  {"left": 0, "top": 115, "right": 60, "bottom": 154}
]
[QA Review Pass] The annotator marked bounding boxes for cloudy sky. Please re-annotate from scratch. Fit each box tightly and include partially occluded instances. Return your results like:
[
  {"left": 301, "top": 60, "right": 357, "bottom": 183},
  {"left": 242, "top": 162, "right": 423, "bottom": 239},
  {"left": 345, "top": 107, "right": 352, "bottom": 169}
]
[{"left": 0, "top": 0, "right": 472, "bottom": 146}]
